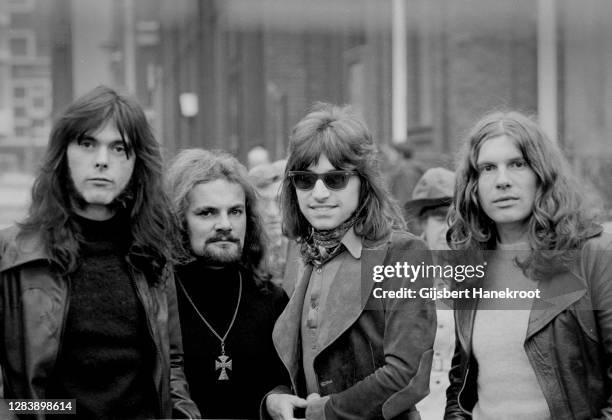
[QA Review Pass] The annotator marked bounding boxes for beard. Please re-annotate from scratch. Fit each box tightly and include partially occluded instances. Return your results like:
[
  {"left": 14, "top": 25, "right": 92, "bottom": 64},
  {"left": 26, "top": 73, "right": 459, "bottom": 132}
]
[{"left": 195, "top": 233, "right": 243, "bottom": 266}]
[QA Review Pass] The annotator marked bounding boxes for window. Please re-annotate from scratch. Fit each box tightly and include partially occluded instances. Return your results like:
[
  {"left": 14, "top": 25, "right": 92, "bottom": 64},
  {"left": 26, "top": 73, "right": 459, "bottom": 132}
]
[
  {"left": 11, "top": 80, "right": 51, "bottom": 138},
  {"left": 14, "top": 106, "right": 26, "bottom": 117},
  {"left": 13, "top": 87, "right": 26, "bottom": 98},
  {"left": 31, "top": 96, "right": 45, "bottom": 109},
  {"left": 9, "top": 31, "right": 35, "bottom": 58},
  {"left": 14, "top": 126, "right": 27, "bottom": 137},
  {"left": 8, "top": 0, "right": 35, "bottom": 13},
  {"left": 27, "top": 89, "right": 50, "bottom": 118},
  {"left": 10, "top": 37, "right": 28, "bottom": 57}
]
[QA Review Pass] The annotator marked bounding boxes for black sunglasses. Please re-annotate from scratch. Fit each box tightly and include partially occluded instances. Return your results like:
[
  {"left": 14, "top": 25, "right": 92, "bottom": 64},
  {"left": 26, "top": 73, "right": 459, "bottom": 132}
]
[{"left": 288, "top": 170, "right": 357, "bottom": 191}]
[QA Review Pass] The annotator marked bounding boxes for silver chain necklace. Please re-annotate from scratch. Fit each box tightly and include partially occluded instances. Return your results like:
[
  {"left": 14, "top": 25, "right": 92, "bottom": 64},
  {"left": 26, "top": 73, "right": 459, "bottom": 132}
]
[{"left": 177, "top": 272, "right": 242, "bottom": 381}]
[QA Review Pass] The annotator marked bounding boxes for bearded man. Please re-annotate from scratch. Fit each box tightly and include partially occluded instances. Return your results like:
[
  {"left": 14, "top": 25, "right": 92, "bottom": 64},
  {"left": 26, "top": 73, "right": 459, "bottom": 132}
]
[{"left": 165, "top": 148, "right": 289, "bottom": 419}]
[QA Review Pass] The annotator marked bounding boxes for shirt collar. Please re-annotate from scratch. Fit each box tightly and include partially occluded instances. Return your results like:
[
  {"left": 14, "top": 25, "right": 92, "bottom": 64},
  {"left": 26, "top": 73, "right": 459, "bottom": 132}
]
[{"left": 341, "top": 227, "right": 363, "bottom": 259}]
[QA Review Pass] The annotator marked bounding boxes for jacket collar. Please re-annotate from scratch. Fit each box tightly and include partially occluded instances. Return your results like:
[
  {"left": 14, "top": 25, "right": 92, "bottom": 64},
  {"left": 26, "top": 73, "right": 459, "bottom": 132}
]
[
  {"left": 0, "top": 227, "right": 52, "bottom": 272},
  {"left": 455, "top": 224, "right": 605, "bottom": 348},
  {"left": 454, "top": 265, "right": 589, "bottom": 353},
  {"left": 527, "top": 223, "right": 602, "bottom": 338},
  {"left": 455, "top": 267, "right": 591, "bottom": 350},
  {"left": 272, "top": 232, "right": 390, "bottom": 389},
  {"left": 526, "top": 269, "right": 586, "bottom": 339},
  {"left": 341, "top": 227, "right": 362, "bottom": 259}
]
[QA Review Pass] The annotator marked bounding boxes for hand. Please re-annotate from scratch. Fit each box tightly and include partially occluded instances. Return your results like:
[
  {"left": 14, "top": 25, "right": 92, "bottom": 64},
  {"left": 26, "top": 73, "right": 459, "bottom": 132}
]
[
  {"left": 306, "top": 393, "right": 321, "bottom": 402},
  {"left": 266, "top": 393, "right": 308, "bottom": 420}
]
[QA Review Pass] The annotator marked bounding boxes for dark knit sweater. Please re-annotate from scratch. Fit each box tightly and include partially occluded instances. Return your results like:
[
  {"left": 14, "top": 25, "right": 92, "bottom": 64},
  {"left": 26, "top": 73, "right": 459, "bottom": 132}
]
[
  {"left": 46, "top": 213, "right": 158, "bottom": 420},
  {"left": 176, "top": 261, "right": 289, "bottom": 419}
]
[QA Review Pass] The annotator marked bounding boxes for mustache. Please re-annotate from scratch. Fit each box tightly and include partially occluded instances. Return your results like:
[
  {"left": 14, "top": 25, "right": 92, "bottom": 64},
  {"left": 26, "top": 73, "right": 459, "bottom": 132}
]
[{"left": 206, "top": 234, "right": 240, "bottom": 244}]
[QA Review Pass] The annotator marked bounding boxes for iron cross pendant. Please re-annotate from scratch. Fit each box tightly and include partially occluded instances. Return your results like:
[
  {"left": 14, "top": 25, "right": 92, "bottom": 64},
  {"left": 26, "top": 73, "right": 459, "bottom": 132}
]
[{"left": 215, "top": 354, "right": 232, "bottom": 380}]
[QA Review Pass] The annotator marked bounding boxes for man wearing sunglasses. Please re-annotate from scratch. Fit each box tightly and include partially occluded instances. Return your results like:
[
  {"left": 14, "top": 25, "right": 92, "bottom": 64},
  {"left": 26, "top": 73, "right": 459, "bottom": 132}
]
[{"left": 265, "top": 103, "right": 436, "bottom": 420}]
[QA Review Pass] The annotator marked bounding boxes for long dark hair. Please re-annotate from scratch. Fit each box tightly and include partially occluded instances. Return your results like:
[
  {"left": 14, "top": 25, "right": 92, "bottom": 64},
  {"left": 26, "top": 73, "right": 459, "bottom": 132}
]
[
  {"left": 19, "top": 85, "right": 176, "bottom": 283},
  {"left": 165, "top": 148, "right": 271, "bottom": 288},
  {"left": 281, "top": 102, "right": 405, "bottom": 242},
  {"left": 447, "top": 111, "right": 601, "bottom": 278}
]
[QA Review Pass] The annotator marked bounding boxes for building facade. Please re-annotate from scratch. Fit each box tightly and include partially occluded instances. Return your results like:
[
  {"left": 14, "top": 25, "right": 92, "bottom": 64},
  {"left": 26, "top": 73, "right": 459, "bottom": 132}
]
[
  {"left": 16, "top": 0, "right": 611, "bottom": 211},
  {"left": 0, "top": 0, "right": 53, "bottom": 171}
]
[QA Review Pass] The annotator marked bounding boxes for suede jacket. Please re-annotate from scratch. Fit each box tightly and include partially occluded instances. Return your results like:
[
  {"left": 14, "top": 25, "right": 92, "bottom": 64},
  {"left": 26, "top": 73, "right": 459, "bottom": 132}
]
[
  {"left": 267, "top": 230, "right": 437, "bottom": 420},
  {"left": 0, "top": 226, "right": 201, "bottom": 419},
  {"left": 445, "top": 227, "right": 612, "bottom": 420}
]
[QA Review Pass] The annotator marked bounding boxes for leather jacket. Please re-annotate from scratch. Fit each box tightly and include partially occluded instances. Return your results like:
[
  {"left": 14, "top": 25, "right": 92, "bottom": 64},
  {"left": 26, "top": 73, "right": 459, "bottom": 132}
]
[
  {"left": 0, "top": 226, "right": 201, "bottom": 419},
  {"left": 445, "top": 228, "right": 612, "bottom": 420},
  {"left": 268, "top": 231, "right": 436, "bottom": 420}
]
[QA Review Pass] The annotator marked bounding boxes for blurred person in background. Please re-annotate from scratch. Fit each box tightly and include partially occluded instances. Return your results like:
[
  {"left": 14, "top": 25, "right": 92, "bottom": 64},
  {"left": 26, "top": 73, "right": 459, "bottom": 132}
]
[
  {"left": 388, "top": 143, "right": 425, "bottom": 214},
  {"left": 405, "top": 167, "right": 456, "bottom": 420},
  {"left": 0, "top": 86, "right": 200, "bottom": 419},
  {"left": 445, "top": 111, "right": 612, "bottom": 419},
  {"left": 247, "top": 145, "right": 271, "bottom": 170},
  {"left": 265, "top": 103, "right": 436, "bottom": 420},
  {"left": 248, "top": 159, "right": 289, "bottom": 288},
  {"left": 377, "top": 143, "right": 400, "bottom": 185},
  {"left": 166, "top": 148, "right": 289, "bottom": 419}
]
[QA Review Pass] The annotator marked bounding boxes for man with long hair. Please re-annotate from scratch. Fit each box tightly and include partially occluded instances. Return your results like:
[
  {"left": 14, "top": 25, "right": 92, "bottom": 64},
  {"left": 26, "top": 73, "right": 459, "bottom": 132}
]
[
  {"left": 445, "top": 111, "right": 612, "bottom": 419},
  {"left": 265, "top": 103, "right": 436, "bottom": 420},
  {"left": 165, "top": 149, "right": 288, "bottom": 418},
  {"left": 0, "top": 86, "right": 200, "bottom": 419}
]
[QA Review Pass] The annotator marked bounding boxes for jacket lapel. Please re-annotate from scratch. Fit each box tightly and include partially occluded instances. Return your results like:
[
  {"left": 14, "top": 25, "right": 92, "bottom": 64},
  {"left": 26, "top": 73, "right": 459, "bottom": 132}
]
[
  {"left": 526, "top": 268, "right": 586, "bottom": 340},
  {"left": 454, "top": 289, "right": 479, "bottom": 355},
  {"left": 313, "top": 239, "right": 389, "bottom": 358},
  {"left": 0, "top": 228, "right": 50, "bottom": 272},
  {"left": 272, "top": 234, "right": 395, "bottom": 384},
  {"left": 272, "top": 263, "right": 313, "bottom": 391},
  {"left": 455, "top": 264, "right": 588, "bottom": 351}
]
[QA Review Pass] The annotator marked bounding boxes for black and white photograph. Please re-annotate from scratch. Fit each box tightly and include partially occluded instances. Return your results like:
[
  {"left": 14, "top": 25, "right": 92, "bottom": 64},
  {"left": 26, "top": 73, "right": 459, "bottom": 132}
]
[{"left": 0, "top": 0, "right": 611, "bottom": 419}]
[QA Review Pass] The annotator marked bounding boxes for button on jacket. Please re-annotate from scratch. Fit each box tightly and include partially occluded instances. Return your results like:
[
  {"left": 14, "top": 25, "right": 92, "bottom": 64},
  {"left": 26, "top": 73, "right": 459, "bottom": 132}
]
[{"left": 267, "top": 230, "right": 437, "bottom": 420}]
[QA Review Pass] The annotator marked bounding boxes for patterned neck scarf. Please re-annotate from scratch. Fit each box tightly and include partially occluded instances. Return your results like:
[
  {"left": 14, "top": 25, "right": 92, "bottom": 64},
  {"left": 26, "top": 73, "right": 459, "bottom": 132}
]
[{"left": 300, "top": 215, "right": 358, "bottom": 268}]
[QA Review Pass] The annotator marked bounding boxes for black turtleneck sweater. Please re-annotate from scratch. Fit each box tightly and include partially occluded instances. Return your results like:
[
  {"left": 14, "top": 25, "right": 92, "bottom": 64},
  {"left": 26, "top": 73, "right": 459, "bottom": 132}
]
[
  {"left": 176, "top": 261, "right": 289, "bottom": 419},
  {"left": 46, "top": 213, "right": 158, "bottom": 419}
]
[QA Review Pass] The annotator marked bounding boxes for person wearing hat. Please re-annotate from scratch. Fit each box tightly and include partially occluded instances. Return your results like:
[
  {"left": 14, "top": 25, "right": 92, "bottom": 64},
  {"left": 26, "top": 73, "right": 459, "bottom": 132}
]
[
  {"left": 405, "top": 167, "right": 455, "bottom": 251},
  {"left": 405, "top": 167, "right": 456, "bottom": 420}
]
